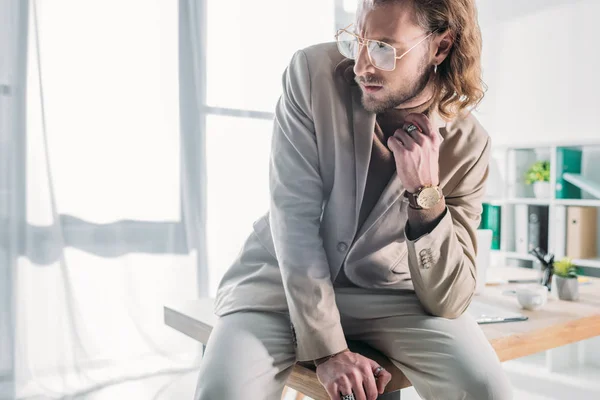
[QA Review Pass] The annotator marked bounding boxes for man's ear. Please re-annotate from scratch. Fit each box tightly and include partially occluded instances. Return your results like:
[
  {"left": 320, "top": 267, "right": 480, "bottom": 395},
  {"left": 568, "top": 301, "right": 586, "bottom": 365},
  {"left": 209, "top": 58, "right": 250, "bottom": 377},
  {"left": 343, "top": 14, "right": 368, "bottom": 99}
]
[{"left": 432, "top": 31, "right": 454, "bottom": 65}]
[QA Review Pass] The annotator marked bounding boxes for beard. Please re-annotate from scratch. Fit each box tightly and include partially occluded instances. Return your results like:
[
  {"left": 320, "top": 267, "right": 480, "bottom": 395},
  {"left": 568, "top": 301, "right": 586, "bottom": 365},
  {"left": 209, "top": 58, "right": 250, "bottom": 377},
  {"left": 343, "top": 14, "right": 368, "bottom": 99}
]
[{"left": 359, "top": 60, "right": 432, "bottom": 114}]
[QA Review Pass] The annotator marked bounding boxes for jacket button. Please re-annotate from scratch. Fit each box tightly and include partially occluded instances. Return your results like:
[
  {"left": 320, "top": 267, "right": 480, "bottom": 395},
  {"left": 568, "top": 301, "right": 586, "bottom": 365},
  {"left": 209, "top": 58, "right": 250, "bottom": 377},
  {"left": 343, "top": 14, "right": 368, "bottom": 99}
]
[{"left": 337, "top": 242, "right": 348, "bottom": 252}]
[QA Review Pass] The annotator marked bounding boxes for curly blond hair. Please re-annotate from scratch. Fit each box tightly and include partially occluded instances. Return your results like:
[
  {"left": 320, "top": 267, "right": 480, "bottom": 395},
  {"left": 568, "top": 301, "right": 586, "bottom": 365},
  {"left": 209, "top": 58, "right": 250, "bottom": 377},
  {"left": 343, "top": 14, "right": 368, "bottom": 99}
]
[{"left": 359, "top": 0, "right": 486, "bottom": 120}]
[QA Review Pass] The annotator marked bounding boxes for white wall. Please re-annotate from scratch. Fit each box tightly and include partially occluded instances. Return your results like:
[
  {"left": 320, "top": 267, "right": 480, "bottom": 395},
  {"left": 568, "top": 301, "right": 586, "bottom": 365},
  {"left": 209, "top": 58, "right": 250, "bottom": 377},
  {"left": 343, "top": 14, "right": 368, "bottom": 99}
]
[{"left": 475, "top": 0, "right": 600, "bottom": 146}]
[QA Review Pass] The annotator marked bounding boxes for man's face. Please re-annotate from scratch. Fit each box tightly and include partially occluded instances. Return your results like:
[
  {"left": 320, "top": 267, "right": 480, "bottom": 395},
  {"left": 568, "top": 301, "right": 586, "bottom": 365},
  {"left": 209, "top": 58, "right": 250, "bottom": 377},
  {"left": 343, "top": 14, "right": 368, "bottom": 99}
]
[{"left": 354, "top": 2, "right": 433, "bottom": 113}]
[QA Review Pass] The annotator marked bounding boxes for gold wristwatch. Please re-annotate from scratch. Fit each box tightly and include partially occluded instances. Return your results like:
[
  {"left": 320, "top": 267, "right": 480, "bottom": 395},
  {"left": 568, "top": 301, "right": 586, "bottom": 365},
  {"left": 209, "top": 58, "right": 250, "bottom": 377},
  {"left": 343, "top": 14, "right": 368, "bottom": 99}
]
[{"left": 404, "top": 185, "right": 443, "bottom": 210}]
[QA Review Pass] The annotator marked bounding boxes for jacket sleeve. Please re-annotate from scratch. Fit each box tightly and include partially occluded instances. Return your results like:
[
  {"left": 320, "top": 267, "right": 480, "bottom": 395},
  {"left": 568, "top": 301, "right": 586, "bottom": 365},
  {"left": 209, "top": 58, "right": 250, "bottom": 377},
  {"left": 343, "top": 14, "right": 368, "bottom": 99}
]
[
  {"left": 404, "top": 136, "right": 491, "bottom": 319},
  {"left": 268, "top": 50, "right": 348, "bottom": 361}
]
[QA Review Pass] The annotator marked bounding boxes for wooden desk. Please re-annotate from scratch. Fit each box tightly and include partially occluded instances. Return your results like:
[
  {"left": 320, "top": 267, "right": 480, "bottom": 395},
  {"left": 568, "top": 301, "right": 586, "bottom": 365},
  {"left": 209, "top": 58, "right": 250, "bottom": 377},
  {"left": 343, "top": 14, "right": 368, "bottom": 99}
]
[
  {"left": 164, "top": 267, "right": 600, "bottom": 398},
  {"left": 477, "top": 267, "right": 600, "bottom": 362}
]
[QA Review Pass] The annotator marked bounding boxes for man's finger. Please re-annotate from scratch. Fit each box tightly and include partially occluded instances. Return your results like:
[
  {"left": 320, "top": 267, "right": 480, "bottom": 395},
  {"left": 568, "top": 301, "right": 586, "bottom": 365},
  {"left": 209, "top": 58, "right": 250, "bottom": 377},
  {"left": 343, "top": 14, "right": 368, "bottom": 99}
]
[
  {"left": 337, "top": 376, "right": 355, "bottom": 400},
  {"left": 393, "top": 129, "right": 415, "bottom": 150},
  {"left": 351, "top": 376, "right": 368, "bottom": 400},
  {"left": 376, "top": 370, "right": 393, "bottom": 393},
  {"left": 387, "top": 136, "right": 404, "bottom": 153},
  {"left": 326, "top": 382, "right": 338, "bottom": 400},
  {"left": 370, "top": 363, "right": 390, "bottom": 394},
  {"left": 362, "top": 371, "right": 379, "bottom": 400}
]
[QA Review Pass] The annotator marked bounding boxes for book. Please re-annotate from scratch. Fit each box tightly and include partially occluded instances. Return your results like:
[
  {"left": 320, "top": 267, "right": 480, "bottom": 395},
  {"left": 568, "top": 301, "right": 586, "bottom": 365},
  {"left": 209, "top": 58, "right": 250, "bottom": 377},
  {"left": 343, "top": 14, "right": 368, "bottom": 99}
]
[
  {"left": 528, "top": 205, "right": 549, "bottom": 253},
  {"left": 555, "top": 148, "right": 582, "bottom": 199},
  {"left": 481, "top": 203, "right": 501, "bottom": 250},
  {"left": 566, "top": 206, "right": 598, "bottom": 259},
  {"left": 515, "top": 204, "right": 529, "bottom": 254},
  {"left": 553, "top": 205, "right": 567, "bottom": 258}
]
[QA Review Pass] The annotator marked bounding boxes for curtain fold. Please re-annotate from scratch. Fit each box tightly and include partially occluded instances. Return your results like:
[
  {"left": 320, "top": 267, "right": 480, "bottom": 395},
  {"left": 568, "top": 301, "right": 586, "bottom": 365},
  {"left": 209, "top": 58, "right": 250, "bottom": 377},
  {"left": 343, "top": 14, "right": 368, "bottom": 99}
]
[
  {"left": 1, "top": 0, "right": 28, "bottom": 398},
  {"left": 179, "top": 0, "right": 209, "bottom": 298}
]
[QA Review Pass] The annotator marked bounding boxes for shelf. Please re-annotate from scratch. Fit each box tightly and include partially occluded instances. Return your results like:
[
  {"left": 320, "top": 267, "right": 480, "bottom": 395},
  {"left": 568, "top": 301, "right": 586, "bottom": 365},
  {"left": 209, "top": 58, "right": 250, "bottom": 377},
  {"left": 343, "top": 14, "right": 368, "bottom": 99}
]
[
  {"left": 497, "top": 252, "right": 600, "bottom": 268},
  {"left": 503, "top": 251, "right": 537, "bottom": 262},
  {"left": 572, "top": 258, "right": 600, "bottom": 269},
  {"left": 483, "top": 198, "right": 600, "bottom": 207},
  {"left": 494, "top": 139, "right": 600, "bottom": 150},
  {"left": 554, "top": 199, "right": 600, "bottom": 207},
  {"left": 505, "top": 198, "right": 551, "bottom": 205},
  {"left": 482, "top": 198, "right": 506, "bottom": 206}
]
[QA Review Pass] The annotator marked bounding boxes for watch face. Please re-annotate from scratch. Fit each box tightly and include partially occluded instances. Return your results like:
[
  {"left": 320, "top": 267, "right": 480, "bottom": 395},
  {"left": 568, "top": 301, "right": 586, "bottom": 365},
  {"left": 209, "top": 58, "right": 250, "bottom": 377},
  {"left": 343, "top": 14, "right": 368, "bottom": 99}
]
[{"left": 417, "top": 186, "right": 442, "bottom": 209}]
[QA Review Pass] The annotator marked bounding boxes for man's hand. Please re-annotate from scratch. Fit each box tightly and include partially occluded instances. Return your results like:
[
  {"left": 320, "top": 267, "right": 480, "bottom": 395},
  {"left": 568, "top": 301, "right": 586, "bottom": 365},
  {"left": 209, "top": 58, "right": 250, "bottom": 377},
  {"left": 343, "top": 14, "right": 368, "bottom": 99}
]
[
  {"left": 387, "top": 113, "right": 442, "bottom": 193},
  {"left": 316, "top": 351, "right": 392, "bottom": 400}
]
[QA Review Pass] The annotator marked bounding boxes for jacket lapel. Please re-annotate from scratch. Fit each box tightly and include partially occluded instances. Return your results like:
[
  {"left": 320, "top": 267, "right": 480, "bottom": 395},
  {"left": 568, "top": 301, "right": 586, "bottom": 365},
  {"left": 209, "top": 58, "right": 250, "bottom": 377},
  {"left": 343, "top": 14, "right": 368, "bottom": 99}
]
[{"left": 351, "top": 86, "right": 375, "bottom": 221}]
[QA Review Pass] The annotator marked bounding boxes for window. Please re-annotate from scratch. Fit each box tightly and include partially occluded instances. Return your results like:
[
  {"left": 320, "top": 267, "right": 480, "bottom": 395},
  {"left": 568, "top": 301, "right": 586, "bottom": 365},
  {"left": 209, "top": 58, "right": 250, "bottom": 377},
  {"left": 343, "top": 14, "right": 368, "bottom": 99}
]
[
  {"left": 204, "top": 0, "right": 336, "bottom": 294},
  {"left": 26, "top": 0, "right": 180, "bottom": 225}
]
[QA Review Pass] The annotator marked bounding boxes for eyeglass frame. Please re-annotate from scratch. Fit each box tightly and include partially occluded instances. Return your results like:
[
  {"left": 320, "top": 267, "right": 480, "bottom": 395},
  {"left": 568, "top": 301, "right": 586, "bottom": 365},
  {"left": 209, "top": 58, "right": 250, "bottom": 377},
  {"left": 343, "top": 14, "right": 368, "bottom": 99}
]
[{"left": 335, "top": 23, "right": 438, "bottom": 72}]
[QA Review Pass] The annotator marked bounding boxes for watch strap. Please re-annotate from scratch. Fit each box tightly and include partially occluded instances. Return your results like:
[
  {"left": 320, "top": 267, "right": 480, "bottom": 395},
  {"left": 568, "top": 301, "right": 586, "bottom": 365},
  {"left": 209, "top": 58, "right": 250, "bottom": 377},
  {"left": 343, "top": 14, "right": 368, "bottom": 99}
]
[
  {"left": 404, "top": 185, "right": 442, "bottom": 210},
  {"left": 404, "top": 189, "right": 422, "bottom": 209}
]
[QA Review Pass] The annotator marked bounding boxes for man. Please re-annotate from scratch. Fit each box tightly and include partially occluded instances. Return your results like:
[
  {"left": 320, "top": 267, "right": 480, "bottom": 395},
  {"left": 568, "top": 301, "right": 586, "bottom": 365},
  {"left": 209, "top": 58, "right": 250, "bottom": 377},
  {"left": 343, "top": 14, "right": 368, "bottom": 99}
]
[{"left": 195, "top": 0, "right": 512, "bottom": 399}]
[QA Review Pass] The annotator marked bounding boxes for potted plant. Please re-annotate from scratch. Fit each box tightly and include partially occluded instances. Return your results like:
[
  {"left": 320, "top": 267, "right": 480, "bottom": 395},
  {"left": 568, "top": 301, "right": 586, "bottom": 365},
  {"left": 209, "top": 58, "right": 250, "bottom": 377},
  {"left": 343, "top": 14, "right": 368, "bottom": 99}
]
[
  {"left": 552, "top": 257, "right": 579, "bottom": 301},
  {"left": 525, "top": 160, "right": 550, "bottom": 198}
]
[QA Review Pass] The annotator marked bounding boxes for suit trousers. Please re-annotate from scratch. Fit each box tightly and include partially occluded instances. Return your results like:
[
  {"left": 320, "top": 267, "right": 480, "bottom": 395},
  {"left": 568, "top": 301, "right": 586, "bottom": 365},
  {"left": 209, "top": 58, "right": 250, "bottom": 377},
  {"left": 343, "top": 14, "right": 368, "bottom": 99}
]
[{"left": 194, "top": 287, "right": 513, "bottom": 400}]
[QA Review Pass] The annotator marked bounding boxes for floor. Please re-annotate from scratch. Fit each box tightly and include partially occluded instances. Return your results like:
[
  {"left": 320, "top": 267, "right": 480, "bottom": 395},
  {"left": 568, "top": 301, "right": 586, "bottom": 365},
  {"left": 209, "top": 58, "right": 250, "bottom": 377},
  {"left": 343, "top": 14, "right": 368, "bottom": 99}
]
[
  {"left": 72, "top": 369, "right": 200, "bottom": 400},
  {"left": 2, "top": 362, "right": 584, "bottom": 399},
  {"left": 2, "top": 369, "right": 200, "bottom": 400},
  {"left": 7, "top": 370, "right": 306, "bottom": 400},
  {"left": 2, "top": 372, "right": 567, "bottom": 400}
]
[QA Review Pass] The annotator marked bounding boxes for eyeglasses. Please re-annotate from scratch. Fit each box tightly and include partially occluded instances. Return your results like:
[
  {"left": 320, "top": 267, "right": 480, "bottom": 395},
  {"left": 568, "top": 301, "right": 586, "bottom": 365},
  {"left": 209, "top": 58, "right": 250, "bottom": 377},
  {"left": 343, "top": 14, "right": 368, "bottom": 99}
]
[{"left": 335, "top": 24, "right": 437, "bottom": 71}]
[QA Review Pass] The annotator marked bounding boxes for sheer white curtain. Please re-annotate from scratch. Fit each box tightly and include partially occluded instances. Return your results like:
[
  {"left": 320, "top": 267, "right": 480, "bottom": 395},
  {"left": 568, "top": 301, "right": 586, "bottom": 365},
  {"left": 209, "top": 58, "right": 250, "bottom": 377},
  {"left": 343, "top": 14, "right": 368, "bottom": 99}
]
[{"left": 2, "top": 0, "right": 205, "bottom": 398}]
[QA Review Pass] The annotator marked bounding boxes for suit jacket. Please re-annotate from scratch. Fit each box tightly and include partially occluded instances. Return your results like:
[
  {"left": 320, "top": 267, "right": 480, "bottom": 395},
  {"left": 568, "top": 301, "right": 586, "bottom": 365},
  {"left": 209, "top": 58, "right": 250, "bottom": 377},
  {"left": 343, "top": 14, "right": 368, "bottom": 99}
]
[{"left": 214, "top": 43, "right": 491, "bottom": 362}]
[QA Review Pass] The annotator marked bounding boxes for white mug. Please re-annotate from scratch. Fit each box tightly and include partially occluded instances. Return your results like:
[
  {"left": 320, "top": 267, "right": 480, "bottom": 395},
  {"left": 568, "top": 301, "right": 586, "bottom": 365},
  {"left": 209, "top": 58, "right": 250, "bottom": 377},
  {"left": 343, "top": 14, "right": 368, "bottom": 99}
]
[{"left": 516, "top": 284, "right": 548, "bottom": 310}]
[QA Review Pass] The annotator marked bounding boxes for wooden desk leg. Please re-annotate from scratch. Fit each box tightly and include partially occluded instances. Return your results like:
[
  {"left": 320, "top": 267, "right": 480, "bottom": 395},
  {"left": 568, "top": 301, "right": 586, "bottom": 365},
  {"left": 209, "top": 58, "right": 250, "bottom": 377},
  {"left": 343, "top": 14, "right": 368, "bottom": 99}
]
[{"left": 378, "top": 390, "right": 401, "bottom": 399}]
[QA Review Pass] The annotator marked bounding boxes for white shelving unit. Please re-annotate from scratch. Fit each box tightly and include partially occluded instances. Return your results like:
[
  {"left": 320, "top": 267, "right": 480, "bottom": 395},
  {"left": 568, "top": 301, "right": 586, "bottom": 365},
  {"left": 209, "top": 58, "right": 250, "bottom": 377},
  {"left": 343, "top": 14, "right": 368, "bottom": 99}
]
[
  {"left": 485, "top": 141, "right": 600, "bottom": 399},
  {"left": 485, "top": 141, "right": 600, "bottom": 275}
]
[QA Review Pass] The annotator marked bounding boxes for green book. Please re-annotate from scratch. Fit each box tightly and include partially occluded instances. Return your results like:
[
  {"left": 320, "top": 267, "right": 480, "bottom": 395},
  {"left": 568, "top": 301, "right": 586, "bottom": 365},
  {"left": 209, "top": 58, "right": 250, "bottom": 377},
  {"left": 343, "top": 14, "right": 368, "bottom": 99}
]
[
  {"left": 480, "top": 203, "right": 501, "bottom": 250},
  {"left": 555, "top": 148, "right": 582, "bottom": 199}
]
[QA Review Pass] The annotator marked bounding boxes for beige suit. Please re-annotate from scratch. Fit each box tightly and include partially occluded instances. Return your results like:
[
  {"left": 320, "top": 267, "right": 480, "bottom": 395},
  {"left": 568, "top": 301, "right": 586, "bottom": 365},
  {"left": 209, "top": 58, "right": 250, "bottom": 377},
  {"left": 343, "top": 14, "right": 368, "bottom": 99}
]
[
  {"left": 198, "top": 43, "right": 511, "bottom": 399},
  {"left": 215, "top": 42, "right": 490, "bottom": 360}
]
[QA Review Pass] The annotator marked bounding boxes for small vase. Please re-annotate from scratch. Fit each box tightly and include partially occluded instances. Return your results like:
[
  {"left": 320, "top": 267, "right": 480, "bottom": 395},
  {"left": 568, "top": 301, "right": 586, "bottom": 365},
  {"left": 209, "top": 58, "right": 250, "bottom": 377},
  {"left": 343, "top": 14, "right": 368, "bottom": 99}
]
[
  {"left": 533, "top": 181, "right": 551, "bottom": 199},
  {"left": 554, "top": 276, "right": 579, "bottom": 301}
]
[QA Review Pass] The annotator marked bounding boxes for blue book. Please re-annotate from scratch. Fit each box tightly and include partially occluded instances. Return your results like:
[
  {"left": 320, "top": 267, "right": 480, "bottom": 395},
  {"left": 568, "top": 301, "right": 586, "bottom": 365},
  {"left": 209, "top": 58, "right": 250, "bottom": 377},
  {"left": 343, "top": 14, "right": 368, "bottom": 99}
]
[{"left": 480, "top": 203, "right": 501, "bottom": 250}]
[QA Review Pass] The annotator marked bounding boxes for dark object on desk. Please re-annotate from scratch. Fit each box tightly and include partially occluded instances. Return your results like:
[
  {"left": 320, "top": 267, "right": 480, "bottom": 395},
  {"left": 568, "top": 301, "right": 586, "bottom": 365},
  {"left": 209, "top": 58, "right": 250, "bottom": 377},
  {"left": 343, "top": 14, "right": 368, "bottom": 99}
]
[
  {"left": 477, "top": 315, "right": 529, "bottom": 324},
  {"left": 508, "top": 279, "right": 540, "bottom": 284},
  {"left": 528, "top": 206, "right": 549, "bottom": 253},
  {"left": 530, "top": 247, "right": 554, "bottom": 291}
]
